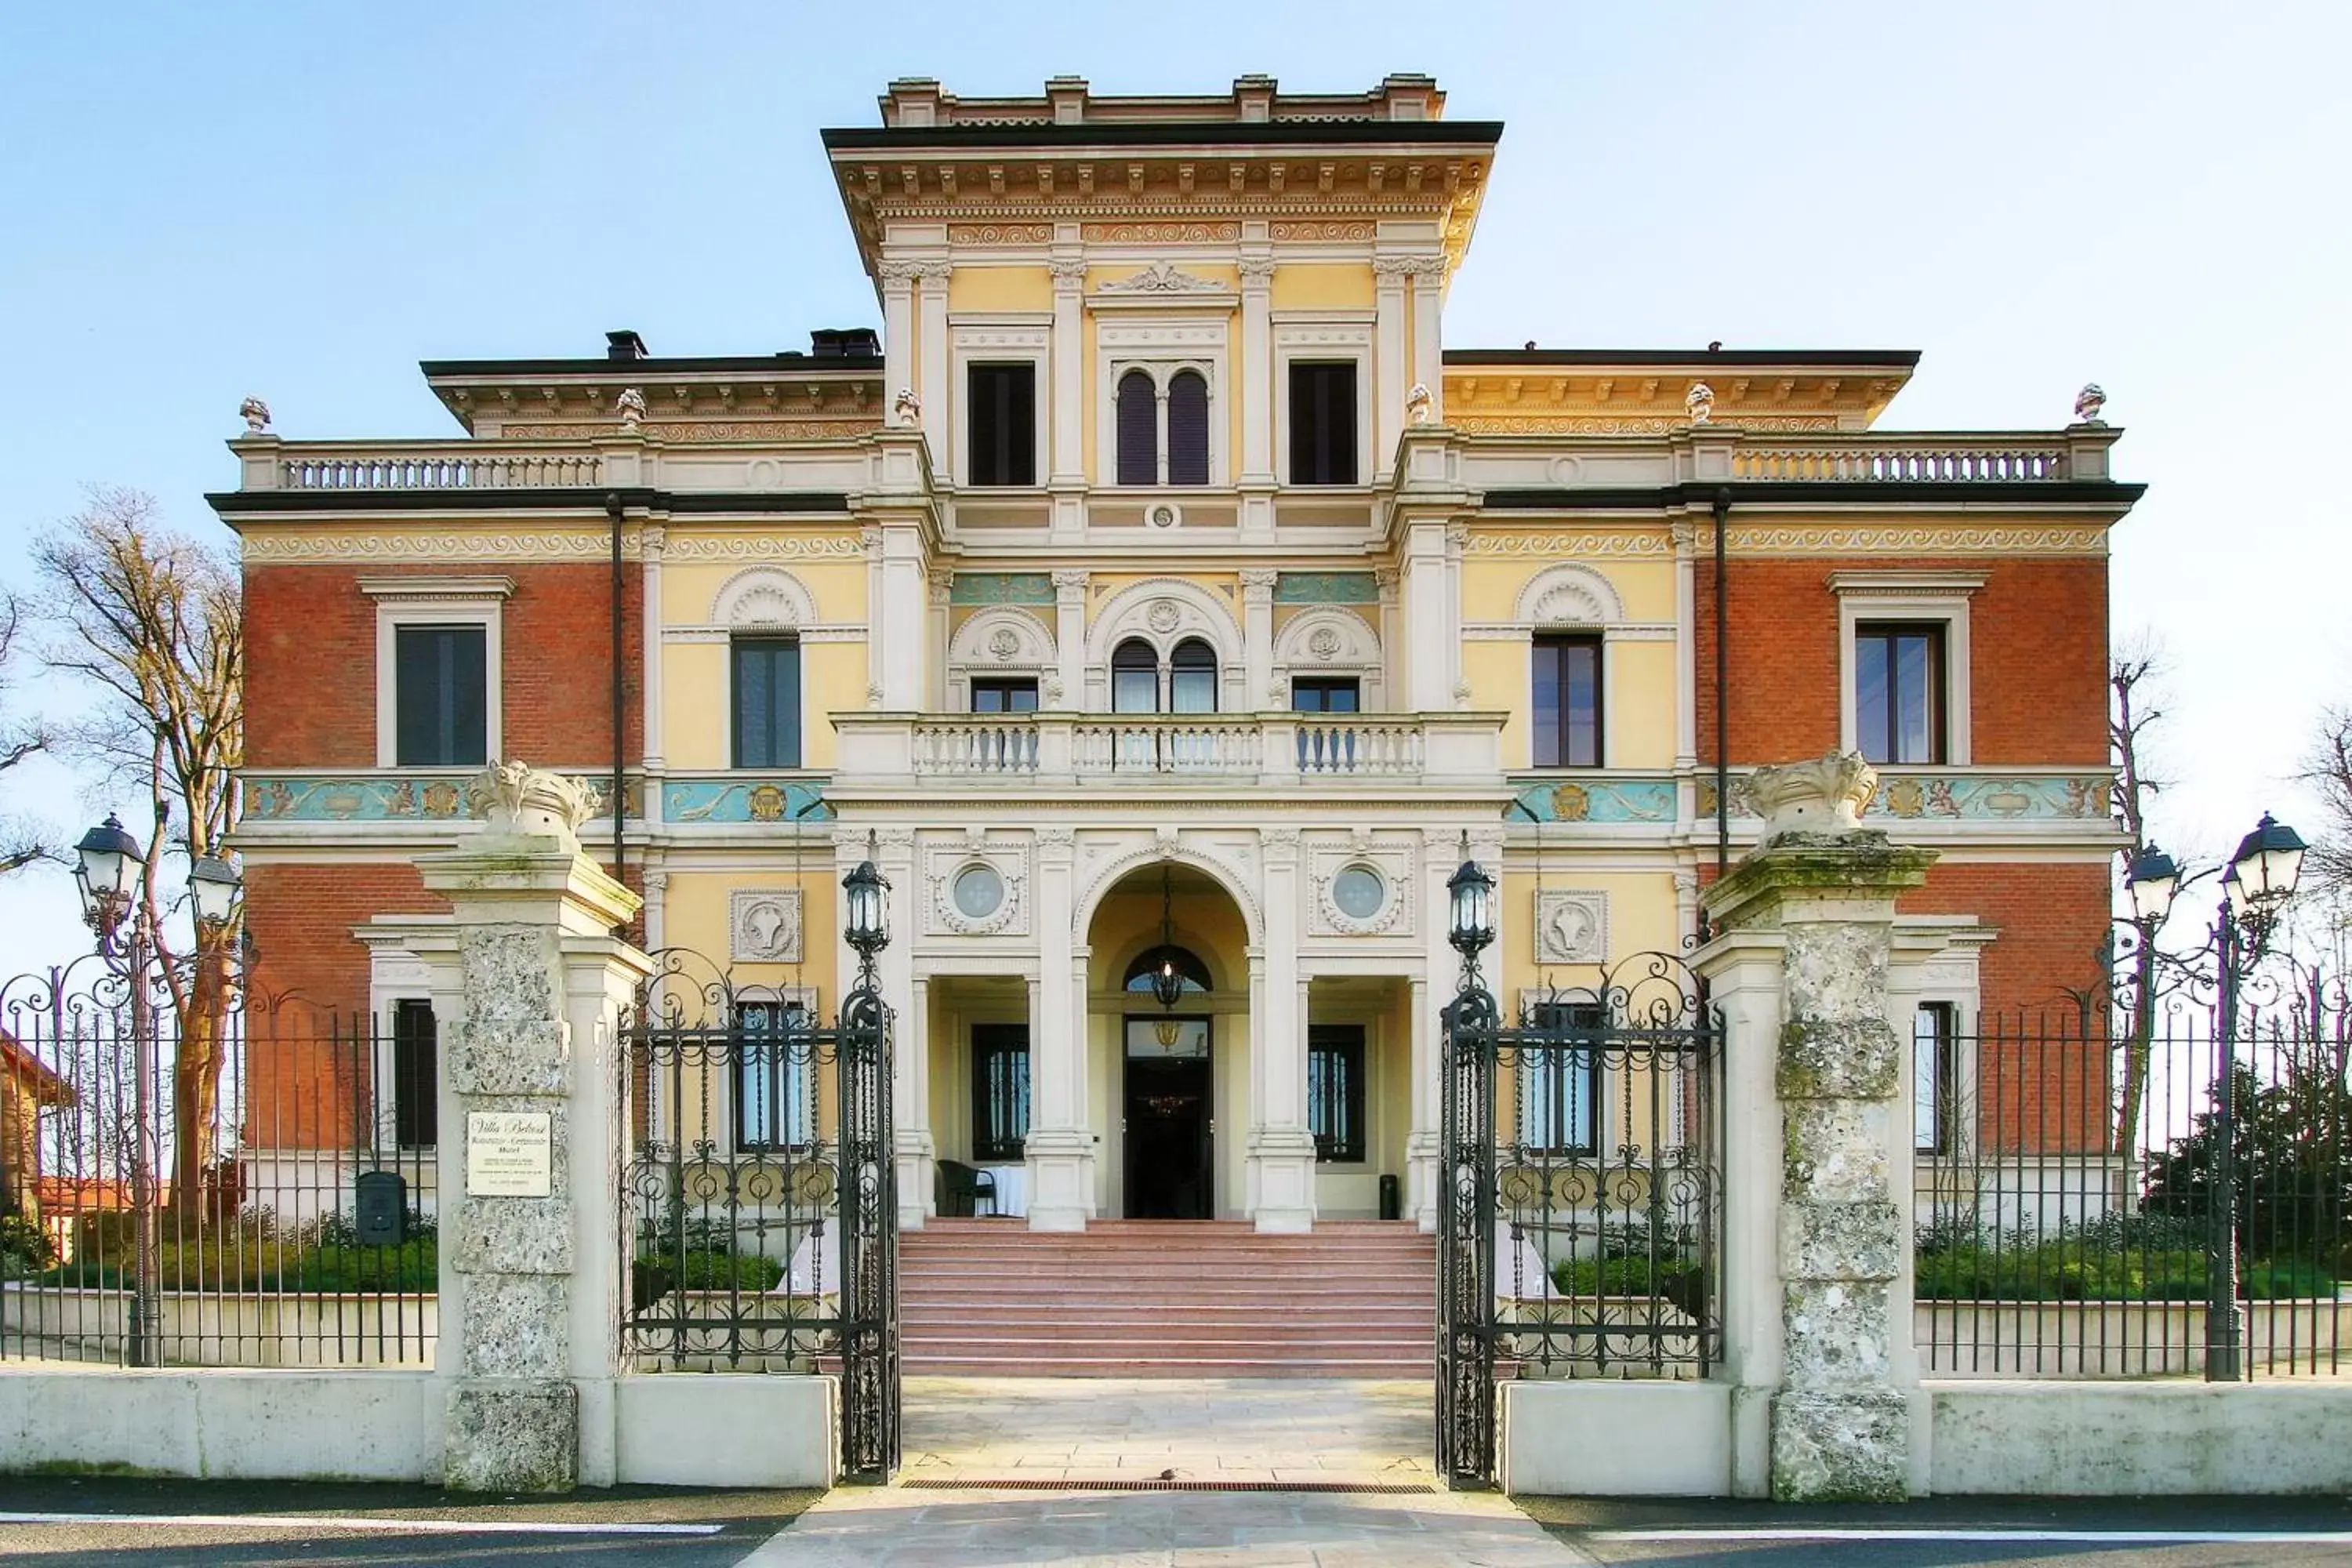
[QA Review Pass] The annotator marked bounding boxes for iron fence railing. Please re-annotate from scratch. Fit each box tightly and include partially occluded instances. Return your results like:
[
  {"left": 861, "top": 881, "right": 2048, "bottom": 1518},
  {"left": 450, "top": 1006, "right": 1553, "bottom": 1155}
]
[
  {"left": 1917, "top": 1007, "right": 2350, "bottom": 1378},
  {"left": 0, "top": 960, "right": 437, "bottom": 1368}
]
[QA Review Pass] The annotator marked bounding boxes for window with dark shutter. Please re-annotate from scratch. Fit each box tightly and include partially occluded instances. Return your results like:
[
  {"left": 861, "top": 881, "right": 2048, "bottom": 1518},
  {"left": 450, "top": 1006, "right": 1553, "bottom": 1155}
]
[
  {"left": 1167, "top": 370, "right": 1209, "bottom": 485},
  {"left": 393, "top": 625, "right": 487, "bottom": 768},
  {"left": 1288, "top": 361, "right": 1358, "bottom": 485},
  {"left": 1531, "top": 634, "right": 1603, "bottom": 768},
  {"left": 391, "top": 998, "right": 438, "bottom": 1149},
  {"left": 1116, "top": 370, "right": 1157, "bottom": 485},
  {"left": 967, "top": 362, "right": 1037, "bottom": 486},
  {"left": 731, "top": 637, "right": 802, "bottom": 770}
]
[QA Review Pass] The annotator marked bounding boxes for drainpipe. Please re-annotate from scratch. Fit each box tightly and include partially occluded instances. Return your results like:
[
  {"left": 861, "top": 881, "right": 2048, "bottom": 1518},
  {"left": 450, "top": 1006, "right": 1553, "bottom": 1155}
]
[
  {"left": 1711, "top": 488, "right": 1731, "bottom": 880},
  {"left": 607, "top": 492, "right": 626, "bottom": 898}
]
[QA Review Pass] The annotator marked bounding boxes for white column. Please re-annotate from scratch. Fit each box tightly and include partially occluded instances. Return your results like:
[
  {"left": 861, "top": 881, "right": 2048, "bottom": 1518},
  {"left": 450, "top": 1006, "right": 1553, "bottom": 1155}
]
[
  {"left": 916, "top": 261, "right": 952, "bottom": 474},
  {"left": 1401, "top": 521, "right": 1453, "bottom": 712},
  {"left": 877, "top": 528, "right": 927, "bottom": 710},
  {"left": 1249, "top": 828, "right": 1316, "bottom": 1232},
  {"left": 927, "top": 574, "right": 952, "bottom": 710},
  {"left": 1052, "top": 569, "right": 1088, "bottom": 711},
  {"left": 1240, "top": 569, "right": 1277, "bottom": 710},
  {"left": 1025, "top": 827, "right": 1092, "bottom": 1229},
  {"left": 1238, "top": 252, "right": 1277, "bottom": 541},
  {"left": 640, "top": 525, "right": 664, "bottom": 782},
  {"left": 880, "top": 264, "right": 916, "bottom": 416},
  {"left": 1410, "top": 266, "right": 1443, "bottom": 414},
  {"left": 1673, "top": 520, "right": 1698, "bottom": 771},
  {"left": 1048, "top": 256, "right": 1088, "bottom": 542},
  {"left": 1376, "top": 567, "right": 1400, "bottom": 711},
  {"left": 898, "top": 974, "right": 935, "bottom": 1229},
  {"left": 1373, "top": 256, "right": 1412, "bottom": 481}
]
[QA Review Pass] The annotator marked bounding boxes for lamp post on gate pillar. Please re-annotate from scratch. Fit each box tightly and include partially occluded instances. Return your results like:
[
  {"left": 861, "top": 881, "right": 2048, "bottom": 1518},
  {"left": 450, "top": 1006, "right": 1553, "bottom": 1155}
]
[
  {"left": 2125, "top": 811, "right": 2307, "bottom": 1383},
  {"left": 71, "top": 812, "right": 242, "bottom": 1369},
  {"left": 1436, "top": 835, "right": 1500, "bottom": 1490}
]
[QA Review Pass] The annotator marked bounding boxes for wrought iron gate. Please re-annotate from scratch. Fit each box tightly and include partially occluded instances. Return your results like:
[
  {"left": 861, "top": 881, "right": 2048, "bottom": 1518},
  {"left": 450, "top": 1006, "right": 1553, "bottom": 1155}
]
[
  {"left": 1437, "top": 951, "right": 1722, "bottom": 1489},
  {"left": 619, "top": 947, "right": 899, "bottom": 1483}
]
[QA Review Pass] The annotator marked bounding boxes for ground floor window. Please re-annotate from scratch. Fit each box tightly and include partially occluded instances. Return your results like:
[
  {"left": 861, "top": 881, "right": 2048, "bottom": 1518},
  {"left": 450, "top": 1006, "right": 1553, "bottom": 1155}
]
[
  {"left": 1519, "top": 1002, "right": 1604, "bottom": 1155},
  {"left": 734, "top": 999, "right": 814, "bottom": 1151},
  {"left": 1308, "top": 1024, "right": 1367, "bottom": 1163},
  {"left": 971, "top": 1023, "right": 1030, "bottom": 1161}
]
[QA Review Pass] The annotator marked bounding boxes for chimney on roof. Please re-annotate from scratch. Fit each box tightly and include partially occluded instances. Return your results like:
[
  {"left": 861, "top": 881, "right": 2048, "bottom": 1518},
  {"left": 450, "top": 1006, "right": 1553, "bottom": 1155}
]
[
  {"left": 607, "top": 329, "right": 649, "bottom": 361},
  {"left": 810, "top": 328, "right": 881, "bottom": 359}
]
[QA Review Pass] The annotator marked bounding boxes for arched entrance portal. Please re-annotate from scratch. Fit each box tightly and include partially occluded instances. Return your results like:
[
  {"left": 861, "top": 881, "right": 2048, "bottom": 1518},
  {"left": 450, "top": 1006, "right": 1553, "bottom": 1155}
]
[{"left": 1089, "top": 862, "right": 1249, "bottom": 1221}]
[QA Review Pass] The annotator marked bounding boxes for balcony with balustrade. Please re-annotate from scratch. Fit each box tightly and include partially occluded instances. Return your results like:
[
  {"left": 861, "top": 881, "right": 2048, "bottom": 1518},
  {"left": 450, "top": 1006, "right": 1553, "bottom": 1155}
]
[{"left": 828, "top": 710, "right": 1510, "bottom": 801}]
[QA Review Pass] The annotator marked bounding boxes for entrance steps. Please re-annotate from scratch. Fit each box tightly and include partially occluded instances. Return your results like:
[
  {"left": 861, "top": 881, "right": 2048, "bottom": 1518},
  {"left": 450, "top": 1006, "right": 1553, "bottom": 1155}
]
[{"left": 899, "top": 1218, "right": 1434, "bottom": 1377}]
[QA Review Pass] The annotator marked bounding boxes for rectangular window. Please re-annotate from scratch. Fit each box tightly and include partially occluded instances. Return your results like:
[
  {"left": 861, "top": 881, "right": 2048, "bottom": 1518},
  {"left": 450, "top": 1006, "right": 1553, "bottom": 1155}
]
[
  {"left": 967, "top": 362, "right": 1037, "bottom": 486},
  {"left": 1856, "top": 622, "right": 1946, "bottom": 765},
  {"left": 1308, "top": 1024, "right": 1367, "bottom": 1163},
  {"left": 1519, "top": 1003, "right": 1603, "bottom": 1156},
  {"left": 1288, "top": 361, "right": 1358, "bottom": 485},
  {"left": 731, "top": 637, "right": 802, "bottom": 770},
  {"left": 971, "top": 1024, "right": 1031, "bottom": 1162},
  {"left": 390, "top": 999, "right": 437, "bottom": 1149},
  {"left": 1291, "top": 677, "right": 1361, "bottom": 713},
  {"left": 970, "top": 678, "right": 1040, "bottom": 714},
  {"left": 734, "top": 1000, "right": 813, "bottom": 1152},
  {"left": 1531, "top": 635, "right": 1602, "bottom": 768},
  {"left": 1915, "top": 1002, "right": 1957, "bottom": 1155},
  {"left": 393, "top": 626, "right": 488, "bottom": 768}
]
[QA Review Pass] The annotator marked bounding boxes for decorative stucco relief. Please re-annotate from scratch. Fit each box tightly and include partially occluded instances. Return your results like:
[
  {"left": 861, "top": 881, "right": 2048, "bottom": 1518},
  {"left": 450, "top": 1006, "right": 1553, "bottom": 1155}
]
[{"left": 729, "top": 888, "right": 804, "bottom": 964}]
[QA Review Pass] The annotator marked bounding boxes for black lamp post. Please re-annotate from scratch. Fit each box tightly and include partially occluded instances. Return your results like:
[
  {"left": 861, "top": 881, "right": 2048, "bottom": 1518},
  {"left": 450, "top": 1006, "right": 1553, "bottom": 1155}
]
[
  {"left": 1448, "top": 834, "right": 1497, "bottom": 971},
  {"left": 2124, "top": 811, "right": 2305, "bottom": 1382},
  {"left": 842, "top": 833, "right": 891, "bottom": 964}
]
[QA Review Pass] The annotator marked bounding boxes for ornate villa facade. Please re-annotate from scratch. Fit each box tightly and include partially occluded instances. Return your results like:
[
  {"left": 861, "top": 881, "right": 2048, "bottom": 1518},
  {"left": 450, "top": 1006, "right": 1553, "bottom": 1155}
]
[{"left": 219, "top": 74, "right": 2137, "bottom": 1234}]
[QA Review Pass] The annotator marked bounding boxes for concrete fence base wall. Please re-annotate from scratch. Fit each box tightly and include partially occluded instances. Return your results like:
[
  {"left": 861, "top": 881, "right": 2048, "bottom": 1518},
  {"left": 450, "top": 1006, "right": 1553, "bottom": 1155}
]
[
  {"left": 1500, "top": 1381, "right": 1733, "bottom": 1497},
  {"left": 1928, "top": 1381, "right": 2352, "bottom": 1496},
  {"left": 0, "top": 1370, "right": 838, "bottom": 1489}
]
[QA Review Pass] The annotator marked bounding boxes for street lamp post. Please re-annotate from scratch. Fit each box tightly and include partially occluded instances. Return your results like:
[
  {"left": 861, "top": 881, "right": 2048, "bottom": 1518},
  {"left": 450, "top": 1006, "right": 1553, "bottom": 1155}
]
[
  {"left": 71, "top": 814, "right": 242, "bottom": 1370},
  {"left": 2124, "top": 811, "right": 2306, "bottom": 1383}
]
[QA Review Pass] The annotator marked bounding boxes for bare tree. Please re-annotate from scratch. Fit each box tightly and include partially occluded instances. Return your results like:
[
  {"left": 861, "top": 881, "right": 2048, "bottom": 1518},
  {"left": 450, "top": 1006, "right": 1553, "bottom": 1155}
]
[
  {"left": 2110, "top": 652, "right": 2169, "bottom": 1171},
  {"left": 32, "top": 487, "right": 243, "bottom": 1207},
  {"left": 0, "top": 595, "right": 51, "bottom": 875},
  {"left": 2302, "top": 707, "right": 2352, "bottom": 896}
]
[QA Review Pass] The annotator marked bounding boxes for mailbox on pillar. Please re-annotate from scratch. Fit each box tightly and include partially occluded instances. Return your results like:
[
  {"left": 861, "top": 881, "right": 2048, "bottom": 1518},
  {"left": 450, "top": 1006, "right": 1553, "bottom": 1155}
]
[{"left": 354, "top": 1171, "right": 407, "bottom": 1246}]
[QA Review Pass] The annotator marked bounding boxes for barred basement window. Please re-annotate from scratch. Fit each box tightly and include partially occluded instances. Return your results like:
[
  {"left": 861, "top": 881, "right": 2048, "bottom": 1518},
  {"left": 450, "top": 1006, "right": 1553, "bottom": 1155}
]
[{"left": 1308, "top": 1024, "right": 1367, "bottom": 1163}]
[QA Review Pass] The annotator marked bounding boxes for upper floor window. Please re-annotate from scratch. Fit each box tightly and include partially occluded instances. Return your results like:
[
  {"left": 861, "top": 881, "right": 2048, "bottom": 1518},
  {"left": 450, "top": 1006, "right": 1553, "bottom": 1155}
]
[
  {"left": 1116, "top": 370, "right": 1157, "bottom": 486},
  {"left": 1168, "top": 638, "right": 1218, "bottom": 713},
  {"left": 732, "top": 636, "right": 802, "bottom": 770},
  {"left": 1112, "top": 638, "right": 1159, "bottom": 713},
  {"left": 971, "top": 677, "right": 1039, "bottom": 714},
  {"left": 967, "top": 362, "right": 1036, "bottom": 486},
  {"left": 1531, "top": 634, "right": 1602, "bottom": 768},
  {"left": 1293, "top": 677, "right": 1360, "bottom": 714},
  {"left": 1289, "top": 361, "right": 1359, "bottom": 485},
  {"left": 394, "top": 626, "right": 488, "bottom": 768},
  {"left": 1856, "top": 622, "right": 1945, "bottom": 764},
  {"left": 1167, "top": 371, "right": 1209, "bottom": 485}
]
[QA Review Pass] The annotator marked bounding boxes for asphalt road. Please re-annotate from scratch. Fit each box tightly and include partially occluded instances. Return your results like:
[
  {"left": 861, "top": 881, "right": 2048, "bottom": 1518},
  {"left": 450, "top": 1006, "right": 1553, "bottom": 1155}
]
[{"left": 4, "top": 1479, "right": 2352, "bottom": 1565}]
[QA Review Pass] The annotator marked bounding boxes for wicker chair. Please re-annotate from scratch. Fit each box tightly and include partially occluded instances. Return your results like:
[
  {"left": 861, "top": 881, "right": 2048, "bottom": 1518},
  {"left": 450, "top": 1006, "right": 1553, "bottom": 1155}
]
[{"left": 935, "top": 1158, "right": 998, "bottom": 1218}]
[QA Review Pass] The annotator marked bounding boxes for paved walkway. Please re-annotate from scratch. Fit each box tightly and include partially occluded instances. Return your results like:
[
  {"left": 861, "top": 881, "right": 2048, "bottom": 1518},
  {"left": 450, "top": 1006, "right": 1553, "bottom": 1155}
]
[{"left": 738, "top": 1376, "right": 1590, "bottom": 1565}]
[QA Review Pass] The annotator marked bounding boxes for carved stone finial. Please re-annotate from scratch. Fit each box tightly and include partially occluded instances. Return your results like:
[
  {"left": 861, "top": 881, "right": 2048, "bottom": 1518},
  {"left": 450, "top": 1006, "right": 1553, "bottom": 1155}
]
[
  {"left": 1406, "top": 382, "right": 1436, "bottom": 426},
  {"left": 893, "top": 387, "right": 922, "bottom": 427},
  {"left": 238, "top": 396, "right": 272, "bottom": 435},
  {"left": 2073, "top": 383, "right": 2107, "bottom": 425},
  {"left": 1686, "top": 382, "right": 1715, "bottom": 425},
  {"left": 614, "top": 387, "right": 648, "bottom": 431},
  {"left": 466, "top": 760, "right": 601, "bottom": 848},
  {"left": 1747, "top": 750, "right": 1878, "bottom": 840}
]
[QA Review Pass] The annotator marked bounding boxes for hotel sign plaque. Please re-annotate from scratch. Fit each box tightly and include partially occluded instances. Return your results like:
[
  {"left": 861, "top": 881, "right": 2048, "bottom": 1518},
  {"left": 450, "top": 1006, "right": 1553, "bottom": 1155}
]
[{"left": 466, "top": 1110, "right": 554, "bottom": 1197}]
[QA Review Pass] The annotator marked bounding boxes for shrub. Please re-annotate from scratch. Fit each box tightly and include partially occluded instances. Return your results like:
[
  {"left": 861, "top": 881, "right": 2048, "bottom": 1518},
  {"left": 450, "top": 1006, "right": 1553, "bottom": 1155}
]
[{"left": 1, "top": 1213, "right": 55, "bottom": 1278}]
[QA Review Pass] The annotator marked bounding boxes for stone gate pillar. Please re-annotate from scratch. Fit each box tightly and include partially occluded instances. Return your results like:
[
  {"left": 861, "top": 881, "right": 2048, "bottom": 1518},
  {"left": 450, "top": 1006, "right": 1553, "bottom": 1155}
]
[
  {"left": 1693, "top": 753, "right": 1936, "bottom": 1502},
  {"left": 383, "top": 764, "right": 650, "bottom": 1493}
]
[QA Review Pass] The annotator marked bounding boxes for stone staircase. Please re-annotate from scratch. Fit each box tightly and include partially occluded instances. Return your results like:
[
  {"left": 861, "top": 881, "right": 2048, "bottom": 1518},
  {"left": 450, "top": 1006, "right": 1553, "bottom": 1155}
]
[{"left": 898, "top": 1218, "right": 1435, "bottom": 1378}]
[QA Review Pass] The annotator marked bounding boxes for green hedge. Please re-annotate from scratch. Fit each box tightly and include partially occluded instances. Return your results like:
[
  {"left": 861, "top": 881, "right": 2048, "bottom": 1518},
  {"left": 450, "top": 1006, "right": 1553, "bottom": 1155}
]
[
  {"left": 1914, "top": 1243, "right": 2336, "bottom": 1302},
  {"left": 631, "top": 1249, "right": 786, "bottom": 1305},
  {"left": 42, "top": 1236, "right": 437, "bottom": 1293}
]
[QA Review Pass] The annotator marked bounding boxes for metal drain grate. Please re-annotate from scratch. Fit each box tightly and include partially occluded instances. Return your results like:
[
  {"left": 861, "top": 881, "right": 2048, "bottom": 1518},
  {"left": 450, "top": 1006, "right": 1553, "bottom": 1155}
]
[{"left": 902, "top": 1478, "right": 1436, "bottom": 1495}]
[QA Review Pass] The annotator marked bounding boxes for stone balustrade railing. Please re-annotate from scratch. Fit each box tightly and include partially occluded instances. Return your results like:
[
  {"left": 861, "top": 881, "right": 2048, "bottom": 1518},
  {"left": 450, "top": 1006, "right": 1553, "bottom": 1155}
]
[
  {"left": 844, "top": 710, "right": 1504, "bottom": 790},
  {"left": 1729, "top": 435, "right": 2070, "bottom": 484},
  {"left": 272, "top": 443, "right": 604, "bottom": 491}
]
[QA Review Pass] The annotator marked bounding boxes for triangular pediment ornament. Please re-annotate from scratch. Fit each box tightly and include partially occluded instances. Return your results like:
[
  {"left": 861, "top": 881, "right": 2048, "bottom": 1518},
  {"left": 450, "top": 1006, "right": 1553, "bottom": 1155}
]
[{"left": 1098, "top": 260, "right": 1224, "bottom": 294}]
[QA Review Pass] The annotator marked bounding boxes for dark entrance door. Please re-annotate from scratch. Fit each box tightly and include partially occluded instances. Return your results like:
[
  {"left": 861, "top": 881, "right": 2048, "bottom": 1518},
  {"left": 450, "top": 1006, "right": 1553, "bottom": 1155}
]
[{"left": 1123, "top": 1014, "right": 1213, "bottom": 1218}]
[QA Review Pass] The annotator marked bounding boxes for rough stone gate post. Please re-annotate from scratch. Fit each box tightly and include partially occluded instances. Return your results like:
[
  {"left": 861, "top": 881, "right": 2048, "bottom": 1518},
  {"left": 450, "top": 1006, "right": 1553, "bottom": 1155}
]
[
  {"left": 1694, "top": 752, "right": 1938, "bottom": 1501},
  {"left": 366, "top": 761, "right": 651, "bottom": 1492}
]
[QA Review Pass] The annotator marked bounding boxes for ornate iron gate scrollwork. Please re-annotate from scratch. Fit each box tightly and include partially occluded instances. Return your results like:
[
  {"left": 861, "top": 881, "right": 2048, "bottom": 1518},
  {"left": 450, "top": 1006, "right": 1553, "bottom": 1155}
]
[
  {"left": 1437, "top": 951, "right": 1721, "bottom": 1491},
  {"left": 619, "top": 945, "right": 898, "bottom": 1485}
]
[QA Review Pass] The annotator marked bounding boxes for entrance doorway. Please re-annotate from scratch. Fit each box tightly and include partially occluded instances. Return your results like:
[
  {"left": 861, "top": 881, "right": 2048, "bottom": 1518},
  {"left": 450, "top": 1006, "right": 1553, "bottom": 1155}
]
[{"left": 1123, "top": 1014, "right": 1213, "bottom": 1218}]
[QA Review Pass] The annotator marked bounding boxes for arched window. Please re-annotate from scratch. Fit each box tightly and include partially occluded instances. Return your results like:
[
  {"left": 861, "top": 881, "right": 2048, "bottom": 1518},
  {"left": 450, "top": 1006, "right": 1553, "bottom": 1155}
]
[
  {"left": 1168, "top": 638, "right": 1218, "bottom": 714},
  {"left": 1116, "top": 370, "right": 1158, "bottom": 486},
  {"left": 1124, "top": 945, "right": 1211, "bottom": 996},
  {"left": 1167, "top": 371, "right": 1209, "bottom": 486},
  {"left": 1112, "top": 638, "right": 1159, "bottom": 713}
]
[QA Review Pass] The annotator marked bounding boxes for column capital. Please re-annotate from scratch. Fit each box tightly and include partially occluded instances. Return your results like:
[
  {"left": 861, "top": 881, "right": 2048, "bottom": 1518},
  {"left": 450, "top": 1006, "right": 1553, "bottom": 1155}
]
[
  {"left": 1239, "top": 568, "right": 1279, "bottom": 596},
  {"left": 1239, "top": 256, "right": 1277, "bottom": 285},
  {"left": 1048, "top": 257, "right": 1088, "bottom": 289}
]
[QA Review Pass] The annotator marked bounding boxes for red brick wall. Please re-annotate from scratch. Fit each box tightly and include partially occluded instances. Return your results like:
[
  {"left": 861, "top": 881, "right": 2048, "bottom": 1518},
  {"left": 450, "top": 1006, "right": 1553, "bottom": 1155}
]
[
  {"left": 244, "top": 862, "right": 442, "bottom": 1015},
  {"left": 1694, "top": 555, "right": 2108, "bottom": 767},
  {"left": 245, "top": 561, "right": 644, "bottom": 770},
  {"left": 1901, "top": 861, "right": 2112, "bottom": 1018}
]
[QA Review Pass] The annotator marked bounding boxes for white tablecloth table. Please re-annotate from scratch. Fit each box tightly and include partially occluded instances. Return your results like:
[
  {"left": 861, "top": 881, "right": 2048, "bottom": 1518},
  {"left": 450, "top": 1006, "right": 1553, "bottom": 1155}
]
[{"left": 978, "top": 1163, "right": 1029, "bottom": 1218}]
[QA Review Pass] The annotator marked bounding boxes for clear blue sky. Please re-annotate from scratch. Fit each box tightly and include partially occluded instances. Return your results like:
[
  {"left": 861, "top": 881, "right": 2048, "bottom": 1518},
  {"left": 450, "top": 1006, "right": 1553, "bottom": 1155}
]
[{"left": 2, "top": 2, "right": 2346, "bottom": 971}]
